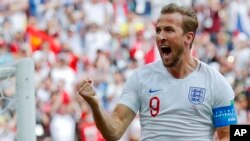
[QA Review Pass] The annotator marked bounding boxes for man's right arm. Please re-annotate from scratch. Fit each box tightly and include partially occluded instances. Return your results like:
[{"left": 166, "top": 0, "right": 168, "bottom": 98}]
[
  {"left": 91, "top": 103, "right": 136, "bottom": 141},
  {"left": 78, "top": 80, "right": 136, "bottom": 141}
]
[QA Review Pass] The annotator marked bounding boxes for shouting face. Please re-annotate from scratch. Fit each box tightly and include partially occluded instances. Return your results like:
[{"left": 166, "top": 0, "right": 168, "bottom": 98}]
[{"left": 155, "top": 12, "right": 186, "bottom": 68}]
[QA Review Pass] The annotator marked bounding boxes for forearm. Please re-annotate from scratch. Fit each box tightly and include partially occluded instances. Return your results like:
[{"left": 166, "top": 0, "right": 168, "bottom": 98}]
[
  {"left": 218, "top": 137, "right": 229, "bottom": 141},
  {"left": 90, "top": 103, "right": 123, "bottom": 141},
  {"left": 216, "top": 126, "right": 230, "bottom": 141},
  {"left": 78, "top": 80, "right": 133, "bottom": 140},
  {"left": 217, "top": 133, "right": 229, "bottom": 141}
]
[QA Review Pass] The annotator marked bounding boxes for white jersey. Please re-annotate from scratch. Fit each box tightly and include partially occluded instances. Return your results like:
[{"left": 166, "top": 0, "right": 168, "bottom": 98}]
[{"left": 119, "top": 60, "right": 237, "bottom": 141}]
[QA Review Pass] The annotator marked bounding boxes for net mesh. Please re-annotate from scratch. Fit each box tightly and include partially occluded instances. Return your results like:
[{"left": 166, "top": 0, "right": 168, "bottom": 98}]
[
  {"left": 0, "top": 59, "right": 36, "bottom": 141},
  {"left": 0, "top": 66, "right": 16, "bottom": 114}
]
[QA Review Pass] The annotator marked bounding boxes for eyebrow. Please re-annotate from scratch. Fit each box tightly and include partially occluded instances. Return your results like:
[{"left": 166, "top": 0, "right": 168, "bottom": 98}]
[{"left": 155, "top": 25, "right": 174, "bottom": 30}]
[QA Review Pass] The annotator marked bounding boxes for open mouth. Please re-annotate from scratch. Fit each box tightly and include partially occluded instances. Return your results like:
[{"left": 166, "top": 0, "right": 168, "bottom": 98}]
[{"left": 161, "top": 47, "right": 172, "bottom": 54}]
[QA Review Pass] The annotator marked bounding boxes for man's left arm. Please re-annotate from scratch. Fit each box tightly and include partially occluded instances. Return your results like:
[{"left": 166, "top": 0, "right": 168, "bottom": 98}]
[
  {"left": 216, "top": 126, "right": 230, "bottom": 141},
  {"left": 212, "top": 71, "right": 238, "bottom": 141}
]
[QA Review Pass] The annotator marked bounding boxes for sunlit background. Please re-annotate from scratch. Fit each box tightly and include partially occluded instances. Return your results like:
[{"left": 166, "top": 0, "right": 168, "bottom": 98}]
[{"left": 0, "top": 0, "right": 250, "bottom": 141}]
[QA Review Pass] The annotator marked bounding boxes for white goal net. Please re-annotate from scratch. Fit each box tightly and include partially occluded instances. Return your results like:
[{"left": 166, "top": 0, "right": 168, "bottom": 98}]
[{"left": 0, "top": 58, "right": 36, "bottom": 141}]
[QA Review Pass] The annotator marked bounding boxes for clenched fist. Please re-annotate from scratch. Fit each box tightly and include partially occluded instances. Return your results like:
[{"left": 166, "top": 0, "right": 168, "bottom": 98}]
[{"left": 78, "top": 80, "right": 99, "bottom": 106}]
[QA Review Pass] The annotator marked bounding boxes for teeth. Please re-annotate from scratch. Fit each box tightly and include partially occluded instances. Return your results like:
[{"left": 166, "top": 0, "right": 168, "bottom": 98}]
[{"left": 161, "top": 45, "right": 169, "bottom": 48}]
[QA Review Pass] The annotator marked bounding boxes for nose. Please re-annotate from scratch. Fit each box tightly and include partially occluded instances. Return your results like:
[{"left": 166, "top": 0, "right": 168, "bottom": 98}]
[
  {"left": 157, "top": 31, "right": 167, "bottom": 45},
  {"left": 158, "top": 31, "right": 166, "bottom": 41}
]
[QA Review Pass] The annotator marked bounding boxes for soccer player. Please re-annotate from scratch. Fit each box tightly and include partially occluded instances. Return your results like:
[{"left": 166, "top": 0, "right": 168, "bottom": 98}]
[{"left": 78, "top": 3, "right": 238, "bottom": 141}]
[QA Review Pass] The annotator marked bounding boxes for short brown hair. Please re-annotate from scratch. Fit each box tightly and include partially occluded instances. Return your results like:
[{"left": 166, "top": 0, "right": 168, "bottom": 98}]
[{"left": 161, "top": 3, "right": 198, "bottom": 35}]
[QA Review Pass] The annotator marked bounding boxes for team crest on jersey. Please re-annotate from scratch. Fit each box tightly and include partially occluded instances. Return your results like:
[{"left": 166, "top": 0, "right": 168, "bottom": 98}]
[{"left": 188, "top": 87, "right": 206, "bottom": 105}]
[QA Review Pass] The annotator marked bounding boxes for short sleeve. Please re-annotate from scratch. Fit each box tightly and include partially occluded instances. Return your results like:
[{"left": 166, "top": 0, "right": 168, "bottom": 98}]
[
  {"left": 212, "top": 73, "right": 235, "bottom": 108},
  {"left": 118, "top": 71, "right": 141, "bottom": 114},
  {"left": 212, "top": 72, "right": 238, "bottom": 128}
]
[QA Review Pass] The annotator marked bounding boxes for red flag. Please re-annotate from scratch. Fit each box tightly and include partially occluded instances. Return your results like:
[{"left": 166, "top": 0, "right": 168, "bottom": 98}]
[{"left": 26, "top": 25, "right": 61, "bottom": 54}]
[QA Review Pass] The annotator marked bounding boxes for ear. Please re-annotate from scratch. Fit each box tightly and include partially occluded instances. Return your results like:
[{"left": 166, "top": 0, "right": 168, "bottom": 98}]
[{"left": 184, "top": 32, "right": 194, "bottom": 46}]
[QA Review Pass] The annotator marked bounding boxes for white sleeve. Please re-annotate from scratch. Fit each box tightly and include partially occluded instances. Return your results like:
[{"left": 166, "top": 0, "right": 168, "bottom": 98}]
[
  {"left": 212, "top": 71, "right": 235, "bottom": 108},
  {"left": 118, "top": 71, "right": 141, "bottom": 114},
  {"left": 211, "top": 71, "right": 237, "bottom": 127}
]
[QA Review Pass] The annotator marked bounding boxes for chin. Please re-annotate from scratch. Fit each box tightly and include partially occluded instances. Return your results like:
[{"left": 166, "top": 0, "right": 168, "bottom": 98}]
[
  {"left": 162, "top": 57, "right": 181, "bottom": 68},
  {"left": 162, "top": 61, "right": 176, "bottom": 68}
]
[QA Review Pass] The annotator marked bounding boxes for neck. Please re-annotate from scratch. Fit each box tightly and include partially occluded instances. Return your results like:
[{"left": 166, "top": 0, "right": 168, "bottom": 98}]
[{"left": 166, "top": 55, "right": 198, "bottom": 79}]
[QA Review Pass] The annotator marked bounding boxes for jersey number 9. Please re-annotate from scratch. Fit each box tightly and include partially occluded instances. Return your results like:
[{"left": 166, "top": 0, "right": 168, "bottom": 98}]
[{"left": 149, "top": 97, "right": 160, "bottom": 117}]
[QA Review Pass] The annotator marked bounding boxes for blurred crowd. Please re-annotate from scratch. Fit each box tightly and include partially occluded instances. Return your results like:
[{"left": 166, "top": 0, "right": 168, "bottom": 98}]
[{"left": 0, "top": 0, "right": 250, "bottom": 141}]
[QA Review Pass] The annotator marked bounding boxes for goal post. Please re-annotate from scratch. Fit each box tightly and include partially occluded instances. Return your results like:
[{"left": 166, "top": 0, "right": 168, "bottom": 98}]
[
  {"left": 0, "top": 58, "right": 36, "bottom": 141},
  {"left": 16, "top": 58, "right": 36, "bottom": 141}
]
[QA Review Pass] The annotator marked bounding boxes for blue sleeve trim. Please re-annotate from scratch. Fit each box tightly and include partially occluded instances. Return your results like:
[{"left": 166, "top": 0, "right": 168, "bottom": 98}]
[{"left": 212, "top": 104, "right": 238, "bottom": 128}]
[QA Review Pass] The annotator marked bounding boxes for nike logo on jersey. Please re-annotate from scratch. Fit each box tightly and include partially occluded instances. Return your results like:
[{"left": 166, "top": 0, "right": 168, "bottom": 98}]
[{"left": 148, "top": 88, "right": 162, "bottom": 94}]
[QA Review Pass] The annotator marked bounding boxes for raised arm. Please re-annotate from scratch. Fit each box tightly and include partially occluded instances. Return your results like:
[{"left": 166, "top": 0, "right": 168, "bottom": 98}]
[{"left": 78, "top": 80, "right": 136, "bottom": 141}]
